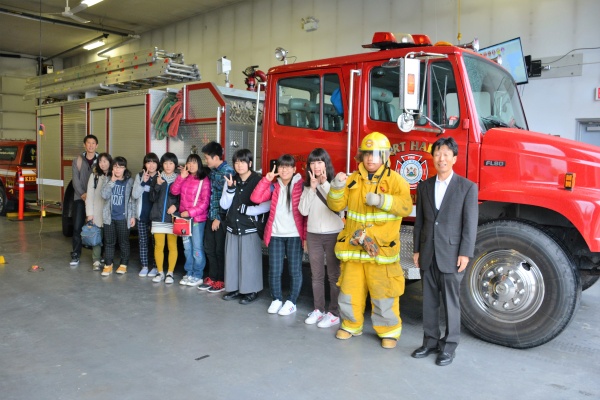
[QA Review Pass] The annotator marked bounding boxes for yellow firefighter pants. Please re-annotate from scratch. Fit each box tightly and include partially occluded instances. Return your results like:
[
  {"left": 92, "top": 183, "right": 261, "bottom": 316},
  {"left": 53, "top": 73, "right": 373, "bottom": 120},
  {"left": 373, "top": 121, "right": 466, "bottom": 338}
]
[{"left": 337, "top": 260, "right": 405, "bottom": 338}]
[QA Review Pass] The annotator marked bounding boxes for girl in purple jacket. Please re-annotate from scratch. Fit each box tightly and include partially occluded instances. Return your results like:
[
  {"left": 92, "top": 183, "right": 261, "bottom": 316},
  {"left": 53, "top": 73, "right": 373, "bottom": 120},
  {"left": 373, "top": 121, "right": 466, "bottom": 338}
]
[
  {"left": 170, "top": 154, "right": 211, "bottom": 287},
  {"left": 251, "top": 154, "right": 307, "bottom": 316}
]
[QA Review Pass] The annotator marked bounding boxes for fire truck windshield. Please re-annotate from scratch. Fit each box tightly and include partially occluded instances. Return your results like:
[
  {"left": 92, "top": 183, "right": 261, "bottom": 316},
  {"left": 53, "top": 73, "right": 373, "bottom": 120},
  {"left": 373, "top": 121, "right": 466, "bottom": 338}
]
[{"left": 463, "top": 54, "right": 528, "bottom": 133}]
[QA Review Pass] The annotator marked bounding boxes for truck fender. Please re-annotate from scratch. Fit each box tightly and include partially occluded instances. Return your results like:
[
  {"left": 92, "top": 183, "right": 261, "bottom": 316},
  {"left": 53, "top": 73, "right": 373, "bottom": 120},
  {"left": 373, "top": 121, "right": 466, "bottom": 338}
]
[{"left": 478, "top": 184, "right": 600, "bottom": 252}]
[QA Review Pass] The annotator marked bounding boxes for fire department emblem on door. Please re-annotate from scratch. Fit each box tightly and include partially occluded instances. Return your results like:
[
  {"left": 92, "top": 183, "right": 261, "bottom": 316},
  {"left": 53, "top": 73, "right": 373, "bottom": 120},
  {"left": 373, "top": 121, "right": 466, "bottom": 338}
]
[{"left": 396, "top": 154, "right": 428, "bottom": 189}]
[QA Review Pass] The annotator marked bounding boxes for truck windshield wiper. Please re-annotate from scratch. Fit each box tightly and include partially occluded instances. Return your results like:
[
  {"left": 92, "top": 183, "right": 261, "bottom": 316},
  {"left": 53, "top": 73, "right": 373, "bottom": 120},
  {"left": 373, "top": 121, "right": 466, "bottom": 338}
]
[
  {"left": 481, "top": 116, "right": 510, "bottom": 128},
  {"left": 481, "top": 116, "right": 525, "bottom": 130}
]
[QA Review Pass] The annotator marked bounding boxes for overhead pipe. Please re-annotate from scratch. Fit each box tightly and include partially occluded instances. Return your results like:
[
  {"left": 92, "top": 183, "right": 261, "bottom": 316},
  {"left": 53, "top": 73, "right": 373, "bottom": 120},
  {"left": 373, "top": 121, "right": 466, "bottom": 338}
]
[
  {"left": 45, "top": 33, "right": 109, "bottom": 60},
  {"left": 97, "top": 34, "right": 141, "bottom": 57},
  {"left": 0, "top": 7, "right": 133, "bottom": 37}
]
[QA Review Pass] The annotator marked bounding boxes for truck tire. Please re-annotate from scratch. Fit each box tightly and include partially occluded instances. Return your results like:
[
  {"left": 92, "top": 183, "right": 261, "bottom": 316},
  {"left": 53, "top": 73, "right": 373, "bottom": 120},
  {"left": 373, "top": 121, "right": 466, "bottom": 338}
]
[
  {"left": 0, "top": 186, "right": 7, "bottom": 216},
  {"left": 461, "top": 220, "right": 581, "bottom": 349},
  {"left": 581, "top": 275, "right": 599, "bottom": 291},
  {"left": 62, "top": 182, "right": 74, "bottom": 237}
]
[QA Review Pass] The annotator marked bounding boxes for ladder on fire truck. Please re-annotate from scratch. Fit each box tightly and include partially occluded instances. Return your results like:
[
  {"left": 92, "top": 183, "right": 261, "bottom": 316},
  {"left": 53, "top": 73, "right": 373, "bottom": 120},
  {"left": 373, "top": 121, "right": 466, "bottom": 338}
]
[{"left": 24, "top": 47, "right": 201, "bottom": 101}]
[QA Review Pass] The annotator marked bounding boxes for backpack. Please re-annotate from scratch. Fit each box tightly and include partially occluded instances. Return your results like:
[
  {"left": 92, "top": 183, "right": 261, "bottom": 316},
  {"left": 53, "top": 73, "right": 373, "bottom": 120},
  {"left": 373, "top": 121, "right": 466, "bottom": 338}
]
[
  {"left": 251, "top": 182, "right": 274, "bottom": 239},
  {"left": 251, "top": 212, "right": 269, "bottom": 240}
]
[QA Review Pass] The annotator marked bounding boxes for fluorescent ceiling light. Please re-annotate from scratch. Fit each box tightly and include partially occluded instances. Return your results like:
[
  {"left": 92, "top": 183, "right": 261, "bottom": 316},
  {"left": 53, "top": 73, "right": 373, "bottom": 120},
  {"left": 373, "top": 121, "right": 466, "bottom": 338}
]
[
  {"left": 82, "top": 0, "right": 104, "bottom": 6},
  {"left": 83, "top": 40, "right": 105, "bottom": 50}
]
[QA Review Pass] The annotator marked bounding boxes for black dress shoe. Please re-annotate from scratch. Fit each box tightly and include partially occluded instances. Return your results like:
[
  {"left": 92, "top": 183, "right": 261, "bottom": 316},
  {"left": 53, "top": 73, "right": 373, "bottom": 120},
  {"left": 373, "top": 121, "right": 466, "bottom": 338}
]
[
  {"left": 411, "top": 346, "right": 440, "bottom": 359},
  {"left": 435, "top": 352, "right": 455, "bottom": 366},
  {"left": 222, "top": 291, "right": 241, "bottom": 301},
  {"left": 239, "top": 292, "right": 258, "bottom": 305}
]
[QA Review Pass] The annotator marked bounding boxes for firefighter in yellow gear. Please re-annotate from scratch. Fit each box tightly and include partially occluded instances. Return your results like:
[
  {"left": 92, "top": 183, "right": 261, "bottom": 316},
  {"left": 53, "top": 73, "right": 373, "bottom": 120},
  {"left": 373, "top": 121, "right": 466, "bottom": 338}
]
[{"left": 327, "top": 132, "right": 412, "bottom": 349}]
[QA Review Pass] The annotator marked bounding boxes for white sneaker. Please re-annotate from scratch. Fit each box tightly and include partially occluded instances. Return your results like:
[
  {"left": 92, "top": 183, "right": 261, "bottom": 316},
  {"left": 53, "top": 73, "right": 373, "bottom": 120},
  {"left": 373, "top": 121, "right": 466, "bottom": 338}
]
[
  {"left": 305, "top": 309, "right": 324, "bottom": 325},
  {"left": 317, "top": 312, "right": 340, "bottom": 328},
  {"left": 278, "top": 300, "right": 297, "bottom": 316},
  {"left": 92, "top": 261, "right": 102, "bottom": 271},
  {"left": 186, "top": 277, "right": 203, "bottom": 287},
  {"left": 152, "top": 272, "right": 164, "bottom": 283},
  {"left": 147, "top": 268, "right": 158, "bottom": 277},
  {"left": 165, "top": 273, "right": 174, "bottom": 284},
  {"left": 267, "top": 299, "right": 283, "bottom": 314},
  {"left": 138, "top": 267, "right": 149, "bottom": 277},
  {"left": 179, "top": 275, "right": 191, "bottom": 285}
]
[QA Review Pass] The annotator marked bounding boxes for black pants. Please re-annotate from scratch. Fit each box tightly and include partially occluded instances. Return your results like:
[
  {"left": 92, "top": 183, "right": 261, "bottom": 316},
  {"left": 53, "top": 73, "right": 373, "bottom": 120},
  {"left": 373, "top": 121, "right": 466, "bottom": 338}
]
[
  {"left": 104, "top": 219, "right": 130, "bottom": 266},
  {"left": 204, "top": 219, "right": 226, "bottom": 282},
  {"left": 420, "top": 255, "right": 464, "bottom": 354},
  {"left": 71, "top": 199, "right": 86, "bottom": 256}
]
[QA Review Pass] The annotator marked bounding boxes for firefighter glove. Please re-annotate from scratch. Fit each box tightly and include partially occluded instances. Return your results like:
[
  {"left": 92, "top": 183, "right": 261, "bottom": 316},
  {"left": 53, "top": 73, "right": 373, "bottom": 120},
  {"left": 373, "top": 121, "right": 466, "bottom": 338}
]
[
  {"left": 366, "top": 192, "right": 384, "bottom": 208},
  {"left": 331, "top": 175, "right": 346, "bottom": 189}
]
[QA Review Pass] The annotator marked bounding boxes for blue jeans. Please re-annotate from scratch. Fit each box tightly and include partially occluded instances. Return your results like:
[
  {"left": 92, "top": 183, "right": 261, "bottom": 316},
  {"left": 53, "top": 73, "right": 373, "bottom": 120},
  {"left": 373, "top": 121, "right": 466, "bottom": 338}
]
[{"left": 183, "top": 221, "right": 207, "bottom": 279}]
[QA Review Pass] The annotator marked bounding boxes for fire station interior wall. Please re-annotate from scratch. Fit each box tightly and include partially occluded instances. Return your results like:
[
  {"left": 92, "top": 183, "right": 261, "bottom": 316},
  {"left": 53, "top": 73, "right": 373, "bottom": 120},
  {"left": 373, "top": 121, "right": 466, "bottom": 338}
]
[
  {"left": 90, "top": 110, "right": 108, "bottom": 154},
  {"left": 0, "top": 77, "right": 36, "bottom": 140},
  {"left": 55, "top": 0, "right": 600, "bottom": 143},
  {"left": 37, "top": 114, "right": 62, "bottom": 205},
  {"left": 62, "top": 102, "right": 87, "bottom": 192},
  {"left": 109, "top": 106, "right": 146, "bottom": 168}
]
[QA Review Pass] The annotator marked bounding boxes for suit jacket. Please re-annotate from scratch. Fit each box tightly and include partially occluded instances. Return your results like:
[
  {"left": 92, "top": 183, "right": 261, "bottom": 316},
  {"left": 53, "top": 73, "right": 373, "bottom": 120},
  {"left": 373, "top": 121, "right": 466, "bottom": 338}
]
[{"left": 413, "top": 173, "right": 478, "bottom": 273}]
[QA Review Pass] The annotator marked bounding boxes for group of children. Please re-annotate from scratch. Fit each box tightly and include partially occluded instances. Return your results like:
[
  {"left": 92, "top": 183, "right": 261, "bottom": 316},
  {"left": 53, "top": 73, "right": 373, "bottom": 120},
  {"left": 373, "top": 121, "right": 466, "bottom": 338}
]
[{"left": 79, "top": 138, "right": 343, "bottom": 327}]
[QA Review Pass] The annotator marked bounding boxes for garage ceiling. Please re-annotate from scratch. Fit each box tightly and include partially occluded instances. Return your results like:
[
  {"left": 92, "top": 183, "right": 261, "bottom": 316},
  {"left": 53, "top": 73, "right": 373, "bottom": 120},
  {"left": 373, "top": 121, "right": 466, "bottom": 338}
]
[{"left": 0, "top": 0, "right": 247, "bottom": 60}]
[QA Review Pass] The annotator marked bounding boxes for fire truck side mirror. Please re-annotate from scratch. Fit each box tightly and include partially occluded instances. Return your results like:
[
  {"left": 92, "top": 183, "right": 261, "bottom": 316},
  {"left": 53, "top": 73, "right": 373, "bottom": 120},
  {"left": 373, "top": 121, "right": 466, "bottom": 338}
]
[
  {"left": 399, "top": 57, "right": 421, "bottom": 113},
  {"left": 396, "top": 57, "right": 421, "bottom": 133}
]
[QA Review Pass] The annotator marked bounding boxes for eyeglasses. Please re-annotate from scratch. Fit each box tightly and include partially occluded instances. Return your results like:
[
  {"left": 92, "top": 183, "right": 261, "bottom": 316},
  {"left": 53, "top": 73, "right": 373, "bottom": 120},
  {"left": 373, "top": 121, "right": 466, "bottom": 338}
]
[
  {"left": 113, "top": 165, "right": 126, "bottom": 169},
  {"left": 278, "top": 165, "right": 294, "bottom": 170}
]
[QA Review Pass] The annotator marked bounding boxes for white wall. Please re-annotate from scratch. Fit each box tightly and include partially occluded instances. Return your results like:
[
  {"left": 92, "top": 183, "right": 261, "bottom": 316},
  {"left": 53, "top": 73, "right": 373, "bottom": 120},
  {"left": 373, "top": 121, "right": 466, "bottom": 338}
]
[
  {"left": 62, "top": 0, "right": 600, "bottom": 140},
  {"left": 0, "top": 57, "right": 38, "bottom": 78}
]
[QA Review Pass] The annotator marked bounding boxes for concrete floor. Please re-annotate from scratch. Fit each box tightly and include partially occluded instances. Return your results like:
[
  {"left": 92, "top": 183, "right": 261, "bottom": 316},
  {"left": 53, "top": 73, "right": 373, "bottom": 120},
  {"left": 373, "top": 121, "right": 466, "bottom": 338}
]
[{"left": 1, "top": 214, "right": 600, "bottom": 400}]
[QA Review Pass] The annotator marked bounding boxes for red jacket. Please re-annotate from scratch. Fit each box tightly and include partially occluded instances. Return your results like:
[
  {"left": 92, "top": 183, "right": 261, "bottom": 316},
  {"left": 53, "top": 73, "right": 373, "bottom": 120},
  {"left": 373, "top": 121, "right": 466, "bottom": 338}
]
[
  {"left": 250, "top": 174, "right": 307, "bottom": 246},
  {"left": 170, "top": 175, "right": 211, "bottom": 223}
]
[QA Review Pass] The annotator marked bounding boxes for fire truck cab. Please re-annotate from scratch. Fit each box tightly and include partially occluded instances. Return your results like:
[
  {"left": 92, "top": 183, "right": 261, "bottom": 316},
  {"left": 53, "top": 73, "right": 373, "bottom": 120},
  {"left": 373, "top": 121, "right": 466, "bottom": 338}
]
[{"left": 261, "top": 32, "right": 600, "bottom": 348}]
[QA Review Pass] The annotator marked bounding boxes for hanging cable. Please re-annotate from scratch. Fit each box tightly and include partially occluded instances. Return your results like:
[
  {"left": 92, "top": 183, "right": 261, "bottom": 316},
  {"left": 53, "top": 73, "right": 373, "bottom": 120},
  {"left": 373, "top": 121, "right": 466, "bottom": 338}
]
[
  {"left": 543, "top": 46, "right": 600, "bottom": 65},
  {"left": 457, "top": 0, "right": 462, "bottom": 43},
  {"left": 34, "top": 0, "right": 45, "bottom": 271}
]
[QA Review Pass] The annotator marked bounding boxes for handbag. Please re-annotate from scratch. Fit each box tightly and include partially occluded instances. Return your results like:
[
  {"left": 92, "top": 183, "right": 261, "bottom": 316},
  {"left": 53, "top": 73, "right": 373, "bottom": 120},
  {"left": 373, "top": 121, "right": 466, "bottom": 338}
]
[
  {"left": 81, "top": 221, "right": 102, "bottom": 247},
  {"left": 172, "top": 178, "right": 203, "bottom": 236},
  {"left": 172, "top": 216, "right": 192, "bottom": 236}
]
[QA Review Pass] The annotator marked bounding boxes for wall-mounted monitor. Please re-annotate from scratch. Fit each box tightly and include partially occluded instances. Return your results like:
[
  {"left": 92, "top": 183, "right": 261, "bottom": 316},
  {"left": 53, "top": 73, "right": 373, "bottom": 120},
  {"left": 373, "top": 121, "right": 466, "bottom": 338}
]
[{"left": 479, "top": 37, "right": 528, "bottom": 85}]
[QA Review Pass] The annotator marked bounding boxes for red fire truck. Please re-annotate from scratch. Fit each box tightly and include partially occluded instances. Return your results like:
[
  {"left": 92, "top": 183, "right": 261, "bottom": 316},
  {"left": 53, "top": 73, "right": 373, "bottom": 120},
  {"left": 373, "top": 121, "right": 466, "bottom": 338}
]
[
  {"left": 37, "top": 33, "right": 599, "bottom": 349},
  {"left": 0, "top": 139, "right": 37, "bottom": 215},
  {"left": 258, "top": 32, "right": 600, "bottom": 349}
]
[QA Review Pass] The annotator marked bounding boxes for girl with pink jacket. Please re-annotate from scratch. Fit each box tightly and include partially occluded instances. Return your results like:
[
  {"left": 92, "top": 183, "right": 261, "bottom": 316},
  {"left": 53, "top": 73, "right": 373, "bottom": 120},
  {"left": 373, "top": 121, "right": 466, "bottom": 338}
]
[
  {"left": 170, "top": 154, "right": 211, "bottom": 287},
  {"left": 251, "top": 154, "right": 307, "bottom": 316}
]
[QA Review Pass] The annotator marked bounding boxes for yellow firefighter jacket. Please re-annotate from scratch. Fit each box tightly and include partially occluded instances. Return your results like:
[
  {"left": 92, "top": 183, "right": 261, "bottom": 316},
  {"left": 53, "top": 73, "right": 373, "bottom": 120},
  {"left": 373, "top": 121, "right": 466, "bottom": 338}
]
[{"left": 327, "top": 163, "right": 412, "bottom": 264}]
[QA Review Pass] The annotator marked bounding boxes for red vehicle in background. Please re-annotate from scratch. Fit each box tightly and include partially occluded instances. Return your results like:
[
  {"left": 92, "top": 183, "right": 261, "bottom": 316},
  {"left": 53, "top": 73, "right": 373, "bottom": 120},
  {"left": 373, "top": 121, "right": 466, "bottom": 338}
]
[{"left": 0, "top": 139, "right": 37, "bottom": 215}]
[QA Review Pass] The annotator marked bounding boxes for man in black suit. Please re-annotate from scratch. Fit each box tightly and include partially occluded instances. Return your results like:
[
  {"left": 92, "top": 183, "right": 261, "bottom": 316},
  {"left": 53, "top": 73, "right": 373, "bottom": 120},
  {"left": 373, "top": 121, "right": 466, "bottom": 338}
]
[{"left": 411, "top": 137, "right": 478, "bottom": 366}]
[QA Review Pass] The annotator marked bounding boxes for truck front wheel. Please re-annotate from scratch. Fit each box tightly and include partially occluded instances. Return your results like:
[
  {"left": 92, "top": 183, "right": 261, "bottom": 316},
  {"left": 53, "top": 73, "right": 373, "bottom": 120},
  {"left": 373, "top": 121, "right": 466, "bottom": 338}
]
[{"left": 461, "top": 220, "right": 581, "bottom": 349}]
